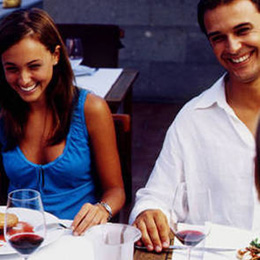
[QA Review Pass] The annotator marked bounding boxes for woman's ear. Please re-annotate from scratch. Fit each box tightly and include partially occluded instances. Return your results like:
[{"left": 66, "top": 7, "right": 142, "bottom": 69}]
[{"left": 53, "top": 45, "right": 60, "bottom": 65}]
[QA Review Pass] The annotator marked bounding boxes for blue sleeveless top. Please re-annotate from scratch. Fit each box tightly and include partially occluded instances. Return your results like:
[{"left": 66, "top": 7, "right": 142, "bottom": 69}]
[{"left": 0, "top": 89, "right": 98, "bottom": 219}]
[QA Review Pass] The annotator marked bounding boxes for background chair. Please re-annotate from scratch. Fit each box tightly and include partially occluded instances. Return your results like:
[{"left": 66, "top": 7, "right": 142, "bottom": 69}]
[
  {"left": 57, "top": 23, "right": 124, "bottom": 68},
  {"left": 112, "top": 114, "right": 132, "bottom": 204}
]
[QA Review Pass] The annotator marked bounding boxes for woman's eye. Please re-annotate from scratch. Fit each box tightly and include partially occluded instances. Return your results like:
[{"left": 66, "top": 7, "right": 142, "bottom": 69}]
[
  {"left": 29, "top": 64, "right": 41, "bottom": 69},
  {"left": 5, "top": 67, "right": 18, "bottom": 72}
]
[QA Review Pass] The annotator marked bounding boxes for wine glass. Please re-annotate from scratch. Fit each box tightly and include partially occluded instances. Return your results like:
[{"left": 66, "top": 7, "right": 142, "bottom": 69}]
[
  {"left": 171, "top": 183, "right": 212, "bottom": 260},
  {"left": 65, "top": 38, "right": 83, "bottom": 69},
  {"left": 4, "top": 189, "right": 46, "bottom": 260}
]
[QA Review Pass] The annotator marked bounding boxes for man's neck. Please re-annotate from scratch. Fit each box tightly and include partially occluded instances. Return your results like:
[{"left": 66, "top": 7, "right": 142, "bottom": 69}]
[{"left": 225, "top": 75, "right": 260, "bottom": 135}]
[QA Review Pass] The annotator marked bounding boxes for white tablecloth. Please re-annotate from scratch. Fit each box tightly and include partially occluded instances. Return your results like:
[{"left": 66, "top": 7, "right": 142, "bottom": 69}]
[
  {"left": 172, "top": 223, "right": 259, "bottom": 260},
  {"left": 74, "top": 67, "right": 123, "bottom": 98},
  {"left": 1, "top": 222, "right": 94, "bottom": 260}
]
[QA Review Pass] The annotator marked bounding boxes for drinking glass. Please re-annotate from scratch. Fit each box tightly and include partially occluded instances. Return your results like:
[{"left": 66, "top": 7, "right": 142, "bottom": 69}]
[
  {"left": 65, "top": 38, "right": 83, "bottom": 69},
  {"left": 171, "top": 183, "right": 212, "bottom": 260},
  {"left": 4, "top": 189, "right": 46, "bottom": 260}
]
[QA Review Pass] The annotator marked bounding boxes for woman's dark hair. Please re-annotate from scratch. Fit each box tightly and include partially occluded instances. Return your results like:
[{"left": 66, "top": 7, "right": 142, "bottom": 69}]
[
  {"left": 0, "top": 8, "right": 77, "bottom": 149},
  {"left": 197, "top": 0, "right": 260, "bottom": 35}
]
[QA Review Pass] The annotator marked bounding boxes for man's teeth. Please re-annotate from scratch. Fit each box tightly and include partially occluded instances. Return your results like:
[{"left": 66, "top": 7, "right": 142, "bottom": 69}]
[
  {"left": 20, "top": 84, "right": 37, "bottom": 92},
  {"left": 231, "top": 54, "right": 250, "bottom": 64}
]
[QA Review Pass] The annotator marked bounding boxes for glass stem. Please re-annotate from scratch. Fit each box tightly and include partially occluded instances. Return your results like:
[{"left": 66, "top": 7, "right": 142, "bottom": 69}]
[{"left": 186, "top": 247, "right": 192, "bottom": 260}]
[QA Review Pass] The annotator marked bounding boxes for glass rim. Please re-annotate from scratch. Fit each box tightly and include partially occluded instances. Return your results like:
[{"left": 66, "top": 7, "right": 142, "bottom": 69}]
[{"left": 8, "top": 189, "right": 40, "bottom": 201}]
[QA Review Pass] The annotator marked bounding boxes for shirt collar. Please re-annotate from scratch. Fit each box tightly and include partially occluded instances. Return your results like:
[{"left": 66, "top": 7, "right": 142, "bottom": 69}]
[{"left": 194, "top": 73, "right": 232, "bottom": 112}]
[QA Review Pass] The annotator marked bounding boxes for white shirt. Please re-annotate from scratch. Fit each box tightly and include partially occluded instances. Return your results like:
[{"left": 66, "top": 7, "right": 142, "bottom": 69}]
[{"left": 129, "top": 75, "right": 260, "bottom": 231}]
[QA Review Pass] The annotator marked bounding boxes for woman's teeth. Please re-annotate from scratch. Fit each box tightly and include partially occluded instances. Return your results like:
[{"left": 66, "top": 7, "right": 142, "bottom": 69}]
[{"left": 20, "top": 84, "right": 37, "bottom": 92}]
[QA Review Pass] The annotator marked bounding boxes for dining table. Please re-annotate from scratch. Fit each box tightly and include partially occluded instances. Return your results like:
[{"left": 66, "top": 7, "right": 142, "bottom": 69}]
[
  {"left": 134, "top": 232, "right": 175, "bottom": 260},
  {"left": 74, "top": 67, "right": 139, "bottom": 115},
  {"left": 1, "top": 220, "right": 258, "bottom": 259},
  {"left": 133, "top": 223, "right": 259, "bottom": 260}
]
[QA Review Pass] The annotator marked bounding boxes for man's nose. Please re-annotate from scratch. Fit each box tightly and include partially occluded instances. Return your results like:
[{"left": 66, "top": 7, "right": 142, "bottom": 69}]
[{"left": 226, "top": 36, "right": 241, "bottom": 54}]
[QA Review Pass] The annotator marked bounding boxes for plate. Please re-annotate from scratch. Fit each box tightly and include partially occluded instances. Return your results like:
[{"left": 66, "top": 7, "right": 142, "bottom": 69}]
[
  {"left": 0, "top": 206, "right": 64, "bottom": 255},
  {"left": 73, "top": 65, "right": 97, "bottom": 76}
]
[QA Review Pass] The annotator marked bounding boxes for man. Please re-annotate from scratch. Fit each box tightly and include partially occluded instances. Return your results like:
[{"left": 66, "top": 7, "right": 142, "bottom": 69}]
[{"left": 129, "top": 0, "right": 260, "bottom": 253}]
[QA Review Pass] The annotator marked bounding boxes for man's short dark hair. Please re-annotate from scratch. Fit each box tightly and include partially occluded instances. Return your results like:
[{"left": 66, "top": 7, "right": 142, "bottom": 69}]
[{"left": 197, "top": 0, "right": 260, "bottom": 35}]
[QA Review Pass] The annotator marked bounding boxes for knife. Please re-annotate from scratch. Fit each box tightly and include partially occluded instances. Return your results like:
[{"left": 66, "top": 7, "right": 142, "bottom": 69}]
[{"left": 135, "top": 245, "right": 237, "bottom": 252}]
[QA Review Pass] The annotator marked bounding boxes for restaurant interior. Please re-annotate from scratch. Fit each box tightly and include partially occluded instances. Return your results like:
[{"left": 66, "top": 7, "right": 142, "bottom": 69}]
[{"left": 0, "top": 1, "right": 245, "bottom": 260}]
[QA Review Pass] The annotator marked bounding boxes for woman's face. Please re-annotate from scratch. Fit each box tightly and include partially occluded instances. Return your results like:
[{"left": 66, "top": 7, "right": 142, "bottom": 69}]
[{"left": 1, "top": 37, "right": 60, "bottom": 104}]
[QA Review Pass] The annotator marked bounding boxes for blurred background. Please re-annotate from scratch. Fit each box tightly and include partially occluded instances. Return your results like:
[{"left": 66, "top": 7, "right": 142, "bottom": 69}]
[
  {"left": 1, "top": 0, "right": 226, "bottom": 220},
  {"left": 44, "top": 0, "right": 224, "bottom": 103}
]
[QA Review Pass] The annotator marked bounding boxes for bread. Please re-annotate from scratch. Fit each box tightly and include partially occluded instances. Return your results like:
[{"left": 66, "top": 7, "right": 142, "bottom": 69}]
[
  {"left": 0, "top": 212, "right": 18, "bottom": 230},
  {"left": 2, "top": 0, "right": 21, "bottom": 8}
]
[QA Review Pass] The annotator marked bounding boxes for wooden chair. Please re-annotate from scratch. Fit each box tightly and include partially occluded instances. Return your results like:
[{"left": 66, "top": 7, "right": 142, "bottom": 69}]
[
  {"left": 57, "top": 23, "right": 124, "bottom": 68},
  {"left": 112, "top": 114, "right": 132, "bottom": 204}
]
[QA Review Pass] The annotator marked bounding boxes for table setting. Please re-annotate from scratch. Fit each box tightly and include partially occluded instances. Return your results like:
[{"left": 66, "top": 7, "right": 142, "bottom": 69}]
[
  {"left": 0, "top": 189, "right": 140, "bottom": 260},
  {"left": 0, "top": 189, "right": 95, "bottom": 260}
]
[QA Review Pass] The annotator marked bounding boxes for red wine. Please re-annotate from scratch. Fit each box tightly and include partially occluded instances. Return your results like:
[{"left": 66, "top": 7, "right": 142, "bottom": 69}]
[
  {"left": 9, "top": 233, "right": 43, "bottom": 255},
  {"left": 175, "top": 230, "right": 205, "bottom": 246}
]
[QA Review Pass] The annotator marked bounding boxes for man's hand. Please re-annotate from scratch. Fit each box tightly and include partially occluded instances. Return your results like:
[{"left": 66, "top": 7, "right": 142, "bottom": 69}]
[{"left": 133, "top": 209, "right": 170, "bottom": 252}]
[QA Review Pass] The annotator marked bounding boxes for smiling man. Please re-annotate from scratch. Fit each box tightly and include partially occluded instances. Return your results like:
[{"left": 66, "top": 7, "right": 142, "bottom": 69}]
[{"left": 129, "top": 0, "right": 260, "bottom": 253}]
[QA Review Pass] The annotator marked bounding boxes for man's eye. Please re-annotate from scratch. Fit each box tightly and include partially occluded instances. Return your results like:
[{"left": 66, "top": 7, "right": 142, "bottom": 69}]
[
  {"left": 236, "top": 27, "right": 250, "bottom": 35},
  {"left": 210, "top": 35, "right": 225, "bottom": 43}
]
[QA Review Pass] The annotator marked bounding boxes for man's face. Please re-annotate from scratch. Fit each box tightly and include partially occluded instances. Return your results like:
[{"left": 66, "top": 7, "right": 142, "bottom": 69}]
[{"left": 204, "top": 0, "right": 260, "bottom": 84}]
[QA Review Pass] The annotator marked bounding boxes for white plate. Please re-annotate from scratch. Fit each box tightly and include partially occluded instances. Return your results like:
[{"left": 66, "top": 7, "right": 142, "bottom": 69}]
[
  {"left": 0, "top": 206, "right": 64, "bottom": 255},
  {"left": 73, "top": 65, "right": 97, "bottom": 76}
]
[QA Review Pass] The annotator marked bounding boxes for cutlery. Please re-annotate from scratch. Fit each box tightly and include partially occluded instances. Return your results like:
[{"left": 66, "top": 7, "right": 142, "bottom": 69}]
[
  {"left": 46, "top": 222, "right": 71, "bottom": 230},
  {"left": 135, "top": 245, "right": 237, "bottom": 252}
]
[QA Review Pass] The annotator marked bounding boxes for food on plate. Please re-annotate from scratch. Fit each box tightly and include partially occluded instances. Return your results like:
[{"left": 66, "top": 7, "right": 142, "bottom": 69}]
[
  {"left": 0, "top": 212, "right": 18, "bottom": 230},
  {"left": 237, "top": 238, "right": 260, "bottom": 260},
  {"left": 0, "top": 212, "right": 19, "bottom": 246}
]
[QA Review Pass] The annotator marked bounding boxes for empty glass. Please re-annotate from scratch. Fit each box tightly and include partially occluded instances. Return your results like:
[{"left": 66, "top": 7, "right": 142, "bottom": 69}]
[{"left": 65, "top": 38, "right": 83, "bottom": 69}]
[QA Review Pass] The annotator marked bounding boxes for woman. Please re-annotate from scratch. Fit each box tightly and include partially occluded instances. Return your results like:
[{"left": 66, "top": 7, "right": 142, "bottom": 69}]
[{"left": 0, "top": 8, "right": 125, "bottom": 235}]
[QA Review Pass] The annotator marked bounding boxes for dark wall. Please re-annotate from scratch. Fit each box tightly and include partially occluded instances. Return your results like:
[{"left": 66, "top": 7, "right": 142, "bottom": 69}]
[{"left": 44, "top": 0, "right": 224, "bottom": 103}]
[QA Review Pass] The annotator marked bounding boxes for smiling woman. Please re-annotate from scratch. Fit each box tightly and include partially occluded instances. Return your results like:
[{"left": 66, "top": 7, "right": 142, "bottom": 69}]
[{"left": 0, "top": 8, "right": 125, "bottom": 235}]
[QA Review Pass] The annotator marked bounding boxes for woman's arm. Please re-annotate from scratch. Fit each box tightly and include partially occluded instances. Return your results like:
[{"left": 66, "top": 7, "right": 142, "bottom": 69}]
[{"left": 72, "top": 93, "right": 125, "bottom": 235}]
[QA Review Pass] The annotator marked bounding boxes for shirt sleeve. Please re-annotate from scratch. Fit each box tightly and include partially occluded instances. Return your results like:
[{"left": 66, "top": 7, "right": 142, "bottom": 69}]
[{"left": 129, "top": 120, "right": 185, "bottom": 225}]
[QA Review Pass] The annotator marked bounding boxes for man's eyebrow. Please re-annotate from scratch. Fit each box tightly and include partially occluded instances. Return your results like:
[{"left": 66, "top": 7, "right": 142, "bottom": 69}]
[
  {"left": 207, "top": 31, "right": 221, "bottom": 39},
  {"left": 233, "top": 22, "right": 252, "bottom": 30}
]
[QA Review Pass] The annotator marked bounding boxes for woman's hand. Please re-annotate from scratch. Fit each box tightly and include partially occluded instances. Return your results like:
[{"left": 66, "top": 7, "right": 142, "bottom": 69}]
[
  {"left": 133, "top": 209, "right": 170, "bottom": 252},
  {"left": 71, "top": 203, "right": 109, "bottom": 236}
]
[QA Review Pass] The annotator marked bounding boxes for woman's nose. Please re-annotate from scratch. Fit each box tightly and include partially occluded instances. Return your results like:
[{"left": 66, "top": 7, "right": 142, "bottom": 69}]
[{"left": 18, "top": 70, "right": 31, "bottom": 86}]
